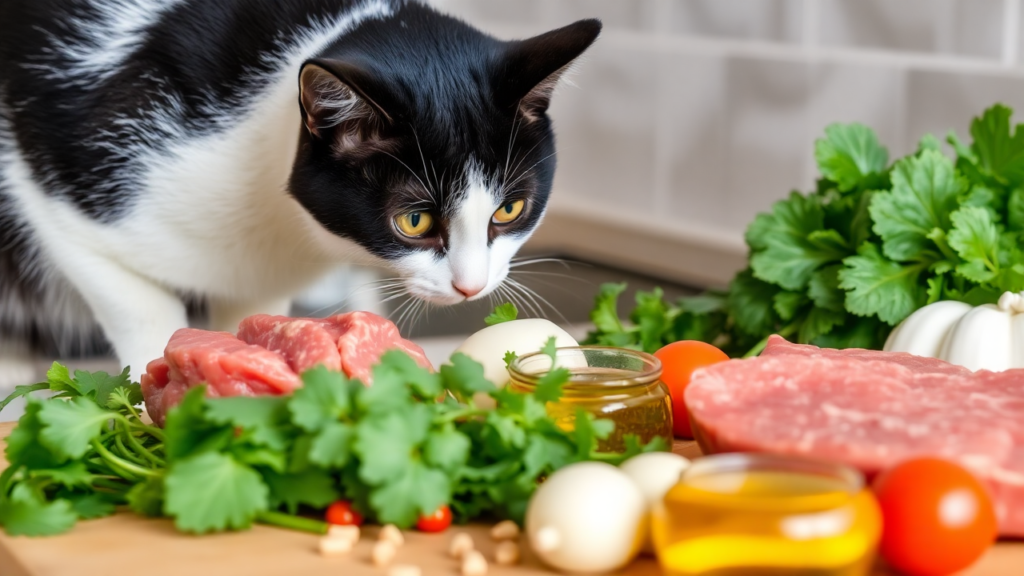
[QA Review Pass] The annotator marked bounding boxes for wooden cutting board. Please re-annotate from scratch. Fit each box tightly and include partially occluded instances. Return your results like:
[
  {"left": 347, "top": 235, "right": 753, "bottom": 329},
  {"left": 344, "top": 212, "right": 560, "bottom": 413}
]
[{"left": 0, "top": 422, "right": 1019, "bottom": 576}]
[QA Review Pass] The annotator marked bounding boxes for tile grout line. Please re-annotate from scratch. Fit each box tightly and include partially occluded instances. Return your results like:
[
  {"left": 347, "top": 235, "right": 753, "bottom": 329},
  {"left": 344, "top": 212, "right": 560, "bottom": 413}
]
[{"left": 1004, "top": 0, "right": 1021, "bottom": 67}]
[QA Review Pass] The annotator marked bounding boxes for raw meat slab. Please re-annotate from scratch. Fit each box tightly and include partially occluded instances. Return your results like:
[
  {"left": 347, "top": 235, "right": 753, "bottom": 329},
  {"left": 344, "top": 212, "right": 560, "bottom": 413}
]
[{"left": 686, "top": 336, "right": 1024, "bottom": 537}]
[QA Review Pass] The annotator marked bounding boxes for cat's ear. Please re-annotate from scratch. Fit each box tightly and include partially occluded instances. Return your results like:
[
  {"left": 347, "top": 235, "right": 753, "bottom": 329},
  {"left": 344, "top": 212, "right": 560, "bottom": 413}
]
[
  {"left": 494, "top": 19, "right": 602, "bottom": 121},
  {"left": 298, "top": 60, "right": 395, "bottom": 148}
]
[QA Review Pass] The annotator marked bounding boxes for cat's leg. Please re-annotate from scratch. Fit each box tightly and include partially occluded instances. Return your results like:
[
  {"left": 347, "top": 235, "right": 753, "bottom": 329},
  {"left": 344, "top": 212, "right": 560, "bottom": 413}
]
[
  {"left": 55, "top": 254, "right": 188, "bottom": 382},
  {"left": 208, "top": 297, "right": 292, "bottom": 333}
]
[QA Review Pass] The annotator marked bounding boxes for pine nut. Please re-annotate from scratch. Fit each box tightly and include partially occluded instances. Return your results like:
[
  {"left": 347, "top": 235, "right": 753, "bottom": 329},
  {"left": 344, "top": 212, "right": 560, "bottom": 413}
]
[
  {"left": 462, "top": 550, "right": 488, "bottom": 576},
  {"left": 379, "top": 524, "right": 405, "bottom": 547},
  {"left": 448, "top": 532, "right": 475, "bottom": 559},
  {"left": 372, "top": 540, "right": 397, "bottom": 567},
  {"left": 490, "top": 520, "right": 520, "bottom": 541},
  {"left": 494, "top": 540, "right": 520, "bottom": 566},
  {"left": 318, "top": 535, "right": 353, "bottom": 556}
]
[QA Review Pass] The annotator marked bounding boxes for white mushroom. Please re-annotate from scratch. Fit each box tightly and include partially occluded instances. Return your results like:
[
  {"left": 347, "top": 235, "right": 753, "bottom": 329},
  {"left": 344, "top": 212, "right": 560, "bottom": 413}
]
[{"left": 525, "top": 462, "right": 646, "bottom": 573}]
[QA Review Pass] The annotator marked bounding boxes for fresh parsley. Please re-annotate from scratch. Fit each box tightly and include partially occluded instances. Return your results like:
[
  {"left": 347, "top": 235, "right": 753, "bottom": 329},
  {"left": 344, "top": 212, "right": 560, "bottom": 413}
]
[
  {"left": 583, "top": 103, "right": 1024, "bottom": 356},
  {"left": 484, "top": 302, "right": 518, "bottom": 326},
  {"left": 0, "top": 338, "right": 666, "bottom": 536}
]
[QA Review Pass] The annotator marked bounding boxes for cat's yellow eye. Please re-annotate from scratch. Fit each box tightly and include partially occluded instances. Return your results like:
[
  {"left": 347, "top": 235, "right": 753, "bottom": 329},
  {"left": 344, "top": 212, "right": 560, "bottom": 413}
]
[
  {"left": 492, "top": 199, "right": 525, "bottom": 224},
  {"left": 394, "top": 211, "right": 434, "bottom": 237}
]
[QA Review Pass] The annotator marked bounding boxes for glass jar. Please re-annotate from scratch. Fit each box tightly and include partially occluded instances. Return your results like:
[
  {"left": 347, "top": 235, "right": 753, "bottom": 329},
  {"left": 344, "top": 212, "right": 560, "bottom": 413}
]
[
  {"left": 652, "top": 453, "right": 882, "bottom": 576},
  {"left": 507, "top": 346, "right": 672, "bottom": 452}
]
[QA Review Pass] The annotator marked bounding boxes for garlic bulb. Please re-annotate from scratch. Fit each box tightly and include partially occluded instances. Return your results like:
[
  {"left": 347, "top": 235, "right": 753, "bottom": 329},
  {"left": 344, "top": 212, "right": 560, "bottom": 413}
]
[
  {"left": 526, "top": 462, "right": 646, "bottom": 573},
  {"left": 884, "top": 291, "right": 1024, "bottom": 371},
  {"left": 619, "top": 452, "right": 691, "bottom": 553}
]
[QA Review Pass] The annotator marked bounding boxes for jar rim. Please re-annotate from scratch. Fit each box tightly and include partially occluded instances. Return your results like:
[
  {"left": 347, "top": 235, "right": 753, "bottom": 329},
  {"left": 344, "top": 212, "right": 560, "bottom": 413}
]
[
  {"left": 674, "top": 453, "right": 865, "bottom": 509},
  {"left": 507, "top": 346, "right": 663, "bottom": 390}
]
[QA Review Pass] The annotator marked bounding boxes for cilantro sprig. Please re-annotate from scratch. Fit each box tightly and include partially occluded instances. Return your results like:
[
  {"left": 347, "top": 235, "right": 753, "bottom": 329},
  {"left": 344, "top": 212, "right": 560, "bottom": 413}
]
[
  {"left": 0, "top": 338, "right": 666, "bottom": 536},
  {"left": 584, "top": 103, "right": 1024, "bottom": 356}
]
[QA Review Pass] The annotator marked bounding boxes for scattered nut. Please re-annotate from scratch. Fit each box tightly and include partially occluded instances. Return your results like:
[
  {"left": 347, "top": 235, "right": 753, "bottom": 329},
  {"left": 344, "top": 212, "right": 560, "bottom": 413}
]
[
  {"left": 494, "top": 540, "right": 520, "bottom": 566},
  {"left": 462, "top": 550, "right": 488, "bottom": 576},
  {"left": 388, "top": 564, "right": 422, "bottom": 576},
  {"left": 372, "top": 539, "right": 397, "bottom": 567},
  {"left": 449, "top": 532, "right": 475, "bottom": 559},
  {"left": 379, "top": 524, "right": 405, "bottom": 547},
  {"left": 318, "top": 535, "right": 354, "bottom": 556},
  {"left": 490, "top": 520, "right": 520, "bottom": 541},
  {"left": 327, "top": 524, "right": 360, "bottom": 543}
]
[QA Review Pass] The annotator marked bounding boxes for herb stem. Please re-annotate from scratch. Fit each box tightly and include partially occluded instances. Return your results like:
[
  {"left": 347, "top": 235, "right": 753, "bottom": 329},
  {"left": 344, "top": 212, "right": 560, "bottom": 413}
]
[
  {"left": 436, "top": 407, "right": 489, "bottom": 424},
  {"left": 92, "top": 477, "right": 132, "bottom": 493},
  {"left": 256, "top": 511, "right": 329, "bottom": 534},
  {"left": 113, "top": 434, "right": 151, "bottom": 467},
  {"left": 91, "top": 439, "right": 158, "bottom": 479},
  {"left": 119, "top": 421, "right": 166, "bottom": 467}
]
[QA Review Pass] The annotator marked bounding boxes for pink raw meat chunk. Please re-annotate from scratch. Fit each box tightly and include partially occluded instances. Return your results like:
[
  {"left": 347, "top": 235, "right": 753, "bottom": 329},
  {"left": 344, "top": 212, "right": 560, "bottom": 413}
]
[
  {"left": 686, "top": 336, "right": 1024, "bottom": 537},
  {"left": 238, "top": 311, "right": 432, "bottom": 383},
  {"left": 141, "top": 328, "right": 301, "bottom": 426},
  {"left": 761, "top": 334, "right": 972, "bottom": 376}
]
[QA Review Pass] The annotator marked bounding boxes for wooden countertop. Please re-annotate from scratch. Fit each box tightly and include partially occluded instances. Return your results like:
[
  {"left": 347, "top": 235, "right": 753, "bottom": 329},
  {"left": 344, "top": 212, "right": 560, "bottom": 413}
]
[{"left": 0, "top": 422, "right": 1019, "bottom": 576}]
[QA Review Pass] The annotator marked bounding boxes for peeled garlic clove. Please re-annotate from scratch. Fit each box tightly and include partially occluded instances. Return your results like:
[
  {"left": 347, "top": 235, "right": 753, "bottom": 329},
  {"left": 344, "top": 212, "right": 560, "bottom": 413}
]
[{"left": 526, "top": 461, "right": 646, "bottom": 573}]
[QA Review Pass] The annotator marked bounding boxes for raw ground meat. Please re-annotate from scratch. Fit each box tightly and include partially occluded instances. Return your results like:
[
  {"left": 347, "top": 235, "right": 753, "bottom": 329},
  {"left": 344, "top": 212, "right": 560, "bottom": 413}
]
[
  {"left": 686, "top": 335, "right": 1024, "bottom": 537},
  {"left": 142, "top": 312, "right": 432, "bottom": 426},
  {"left": 238, "top": 312, "right": 432, "bottom": 383},
  {"left": 141, "top": 329, "right": 301, "bottom": 426}
]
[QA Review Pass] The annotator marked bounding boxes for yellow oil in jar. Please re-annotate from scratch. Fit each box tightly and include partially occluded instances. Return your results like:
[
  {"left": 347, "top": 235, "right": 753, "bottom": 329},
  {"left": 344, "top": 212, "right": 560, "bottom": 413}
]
[
  {"left": 652, "top": 457, "right": 882, "bottom": 576},
  {"left": 507, "top": 348, "right": 672, "bottom": 452}
]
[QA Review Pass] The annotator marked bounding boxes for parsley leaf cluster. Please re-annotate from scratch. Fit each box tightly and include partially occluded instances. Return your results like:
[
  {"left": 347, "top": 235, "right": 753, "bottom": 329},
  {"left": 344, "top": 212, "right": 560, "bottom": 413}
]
[
  {"left": 0, "top": 337, "right": 665, "bottom": 537},
  {"left": 584, "top": 104, "right": 1024, "bottom": 356}
]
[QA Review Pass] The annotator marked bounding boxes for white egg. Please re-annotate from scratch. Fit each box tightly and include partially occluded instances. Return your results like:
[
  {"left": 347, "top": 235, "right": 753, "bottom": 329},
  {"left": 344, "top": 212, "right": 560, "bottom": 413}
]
[
  {"left": 452, "top": 319, "right": 579, "bottom": 387},
  {"left": 526, "top": 462, "right": 646, "bottom": 573},
  {"left": 619, "top": 452, "right": 691, "bottom": 553}
]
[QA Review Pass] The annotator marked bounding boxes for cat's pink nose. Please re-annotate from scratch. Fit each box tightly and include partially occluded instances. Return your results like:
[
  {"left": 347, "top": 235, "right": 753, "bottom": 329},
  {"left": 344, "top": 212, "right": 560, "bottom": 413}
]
[{"left": 453, "top": 281, "right": 483, "bottom": 298}]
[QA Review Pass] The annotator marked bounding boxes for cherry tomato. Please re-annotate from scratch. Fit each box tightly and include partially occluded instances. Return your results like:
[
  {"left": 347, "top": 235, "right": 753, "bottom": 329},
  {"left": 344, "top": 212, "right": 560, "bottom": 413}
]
[
  {"left": 873, "top": 458, "right": 997, "bottom": 576},
  {"left": 654, "top": 341, "right": 729, "bottom": 438},
  {"left": 325, "top": 500, "right": 364, "bottom": 526},
  {"left": 416, "top": 505, "right": 452, "bottom": 532}
]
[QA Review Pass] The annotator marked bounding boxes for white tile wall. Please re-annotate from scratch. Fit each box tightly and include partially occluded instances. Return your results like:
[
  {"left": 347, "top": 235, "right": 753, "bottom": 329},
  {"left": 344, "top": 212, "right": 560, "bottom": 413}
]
[
  {"left": 670, "top": 0, "right": 804, "bottom": 43},
  {"left": 426, "top": 0, "right": 1024, "bottom": 272},
  {"left": 819, "top": 0, "right": 1005, "bottom": 59},
  {"left": 548, "top": 42, "right": 661, "bottom": 213}
]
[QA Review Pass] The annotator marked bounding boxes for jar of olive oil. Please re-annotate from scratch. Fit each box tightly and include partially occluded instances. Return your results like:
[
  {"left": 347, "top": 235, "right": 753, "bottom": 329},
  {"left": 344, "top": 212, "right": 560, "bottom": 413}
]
[
  {"left": 652, "top": 453, "right": 882, "bottom": 576},
  {"left": 507, "top": 347, "right": 672, "bottom": 452}
]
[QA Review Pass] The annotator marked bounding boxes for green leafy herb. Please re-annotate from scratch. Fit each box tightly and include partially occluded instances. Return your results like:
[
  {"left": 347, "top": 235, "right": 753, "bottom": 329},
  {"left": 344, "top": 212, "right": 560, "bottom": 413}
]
[
  {"left": 583, "top": 103, "right": 1024, "bottom": 356},
  {"left": 0, "top": 331, "right": 668, "bottom": 537},
  {"left": 484, "top": 303, "right": 519, "bottom": 326}
]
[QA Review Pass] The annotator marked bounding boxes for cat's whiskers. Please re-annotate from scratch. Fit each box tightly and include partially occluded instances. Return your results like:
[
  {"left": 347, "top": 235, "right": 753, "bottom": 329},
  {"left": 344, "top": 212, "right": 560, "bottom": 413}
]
[
  {"left": 411, "top": 127, "right": 439, "bottom": 198},
  {"left": 380, "top": 150, "right": 433, "bottom": 201},
  {"left": 502, "top": 150, "right": 557, "bottom": 195},
  {"left": 501, "top": 113, "right": 524, "bottom": 191}
]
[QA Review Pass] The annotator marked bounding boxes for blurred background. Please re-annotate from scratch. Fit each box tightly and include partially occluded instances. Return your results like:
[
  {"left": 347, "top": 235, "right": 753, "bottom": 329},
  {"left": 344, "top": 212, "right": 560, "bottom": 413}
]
[{"left": 7, "top": 0, "right": 1024, "bottom": 411}]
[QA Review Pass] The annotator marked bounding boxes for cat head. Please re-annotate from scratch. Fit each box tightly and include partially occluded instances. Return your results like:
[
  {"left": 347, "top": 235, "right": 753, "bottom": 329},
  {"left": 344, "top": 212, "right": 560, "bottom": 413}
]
[{"left": 289, "top": 4, "right": 601, "bottom": 305}]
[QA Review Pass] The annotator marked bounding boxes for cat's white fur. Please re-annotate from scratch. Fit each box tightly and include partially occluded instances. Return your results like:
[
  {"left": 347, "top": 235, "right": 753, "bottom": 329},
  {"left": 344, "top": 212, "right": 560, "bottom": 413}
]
[
  {"left": 1, "top": 0, "right": 526, "bottom": 381},
  {"left": 27, "top": 0, "right": 188, "bottom": 86}
]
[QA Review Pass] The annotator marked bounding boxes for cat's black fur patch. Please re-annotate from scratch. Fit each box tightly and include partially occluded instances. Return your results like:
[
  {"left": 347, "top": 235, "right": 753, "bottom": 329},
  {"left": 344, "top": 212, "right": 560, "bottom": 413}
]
[{"left": 0, "top": 0, "right": 600, "bottom": 357}]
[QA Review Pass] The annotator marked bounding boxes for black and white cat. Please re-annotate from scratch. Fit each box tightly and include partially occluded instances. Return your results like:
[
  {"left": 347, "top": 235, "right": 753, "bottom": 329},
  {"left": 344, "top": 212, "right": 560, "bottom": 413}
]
[{"left": 0, "top": 0, "right": 601, "bottom": 379}]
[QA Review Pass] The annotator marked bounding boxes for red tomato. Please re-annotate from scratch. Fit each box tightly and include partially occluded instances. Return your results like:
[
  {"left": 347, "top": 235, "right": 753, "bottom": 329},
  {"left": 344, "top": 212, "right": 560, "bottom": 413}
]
[
  {"left": 873, "top": 458, "right": 997, "bottom": 576},
  {"left": 416, "top": 505, "right": 452, "bottom": 532},
  {"left": 325, "top": 500, "right": 363, "bottom": 526},
  {"left": 654, "top": 341, "right": 729, "bottom": 438}
]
